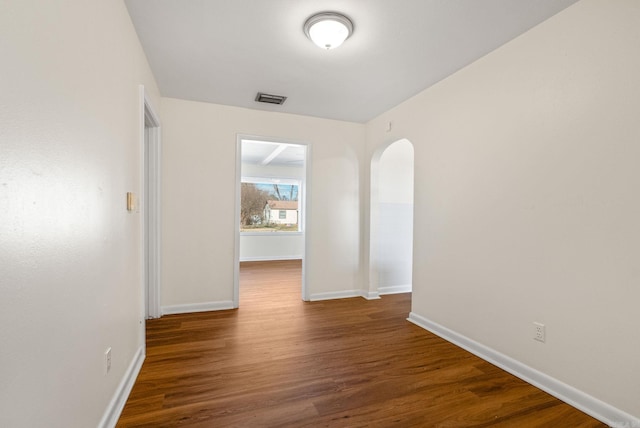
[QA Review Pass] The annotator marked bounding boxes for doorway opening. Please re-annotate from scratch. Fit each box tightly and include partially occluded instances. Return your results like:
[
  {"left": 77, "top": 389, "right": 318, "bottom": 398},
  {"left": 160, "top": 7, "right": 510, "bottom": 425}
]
[
  {"left": 369, "top": 138, "right": 414, "bottom": 296},
  {"left": 234, "top": 136, "right": 310, "bottom": 307},
  {"left": 141, "top": 86, "right": 161, "bottom": 319}
]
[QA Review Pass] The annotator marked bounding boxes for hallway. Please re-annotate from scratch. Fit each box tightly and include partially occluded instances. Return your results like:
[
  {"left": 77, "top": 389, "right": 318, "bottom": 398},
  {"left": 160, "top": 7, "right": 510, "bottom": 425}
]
[{"left": 117, "top": 260, "right": 604, "bottom": 427}]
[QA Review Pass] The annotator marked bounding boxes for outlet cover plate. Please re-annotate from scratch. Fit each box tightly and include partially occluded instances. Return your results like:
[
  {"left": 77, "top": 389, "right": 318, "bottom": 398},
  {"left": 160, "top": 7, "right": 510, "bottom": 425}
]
[{"left": 533, "top": 322, "right": 545, "bottom": 342}]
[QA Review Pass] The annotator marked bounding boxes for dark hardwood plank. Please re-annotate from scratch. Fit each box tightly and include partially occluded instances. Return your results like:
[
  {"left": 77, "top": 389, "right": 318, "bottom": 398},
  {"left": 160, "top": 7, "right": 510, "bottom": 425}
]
[{"left": 117, "top": 260, "right": 605, "bottom": 427}]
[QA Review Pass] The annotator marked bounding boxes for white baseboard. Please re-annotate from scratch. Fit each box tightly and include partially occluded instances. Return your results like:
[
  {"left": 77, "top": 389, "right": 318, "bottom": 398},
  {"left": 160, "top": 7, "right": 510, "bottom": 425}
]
[
  {"left": 309, "top": 290, "right": 381, "bottom": 301},
  {"left": 98, "top": 346, "right": 145, "bottom": 428},
  {"left": 407, "top": 312, "right": 639, "bottom": 428},
  {"left": 378, "top": 284, "right": 412, "bottom": 295},
  {"left": 162, "top": 300, "right": 234, "bottom": 315},
  {"left": 363, "top": 290, "right": 381, "bottom": 300},
  {"left": 239, "top": 256, "right": 302, "bottom": 262},
  {"left": 309, "top": 290, "right": 361, "bottom": 301}
]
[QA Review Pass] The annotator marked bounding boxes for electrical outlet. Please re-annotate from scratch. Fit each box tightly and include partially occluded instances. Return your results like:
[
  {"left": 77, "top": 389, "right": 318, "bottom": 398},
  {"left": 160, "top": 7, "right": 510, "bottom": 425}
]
[
  {"left": 533, "top": 322, "right": 545, "bottom": 343},
  {"left": 104, "top": 347, "right": 112, "bottom": 375}
]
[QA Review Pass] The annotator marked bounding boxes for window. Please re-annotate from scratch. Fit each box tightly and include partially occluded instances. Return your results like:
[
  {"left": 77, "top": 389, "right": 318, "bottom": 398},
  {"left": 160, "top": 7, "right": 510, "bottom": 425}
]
[{"left": 240, "top": 177, "right": 301, "bottom": 233}]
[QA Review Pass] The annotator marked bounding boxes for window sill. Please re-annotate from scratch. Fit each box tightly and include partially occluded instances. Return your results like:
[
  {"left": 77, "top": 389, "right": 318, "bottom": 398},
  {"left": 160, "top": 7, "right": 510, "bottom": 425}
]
[{"left": 240, "top": 231, "right": 304, "bottom": 236}]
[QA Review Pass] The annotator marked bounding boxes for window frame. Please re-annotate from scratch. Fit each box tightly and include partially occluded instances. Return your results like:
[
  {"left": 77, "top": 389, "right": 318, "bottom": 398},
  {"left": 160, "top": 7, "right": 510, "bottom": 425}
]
[{"left": 240, "top": 176, "right": 303, "bottom": 235}]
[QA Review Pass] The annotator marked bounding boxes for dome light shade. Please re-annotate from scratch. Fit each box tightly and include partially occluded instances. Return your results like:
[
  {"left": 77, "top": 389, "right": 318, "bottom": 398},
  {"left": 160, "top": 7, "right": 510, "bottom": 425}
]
[{"left": 304, "top": 12, "right": 353, "bottom": 50}]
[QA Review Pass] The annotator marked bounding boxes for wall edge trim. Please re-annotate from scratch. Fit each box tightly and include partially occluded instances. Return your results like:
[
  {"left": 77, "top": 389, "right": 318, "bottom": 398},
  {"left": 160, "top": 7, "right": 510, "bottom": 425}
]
[
  {"left": 162, "top": 301, "right": 235, "bottom": 315},
  {"left": 407, "top": 312, "right": 639, "bottom": 427},
  {"left": 378, "top": 284, "right": 412, "bottom": 295},
  {"left": 310, "top": 290, "right": 372, "bottom": 301},
  {"left": 363, "top": 291, "right": 381, "bottom": 300},
  {"left": 98, "top": 346, "right": 145, "bottom": 428},
  {"left": 239, "top": 256, "right": 303, "bottom": 262}
]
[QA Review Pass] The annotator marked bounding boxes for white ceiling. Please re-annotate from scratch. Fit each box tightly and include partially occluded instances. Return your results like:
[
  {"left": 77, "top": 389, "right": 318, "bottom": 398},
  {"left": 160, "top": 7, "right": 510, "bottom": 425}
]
[
  {"left": 125, "top": 0, "right": 578, "bottom": 123},
  {"left": 241, "top": 140, "right": 306, "bottom": 167}
]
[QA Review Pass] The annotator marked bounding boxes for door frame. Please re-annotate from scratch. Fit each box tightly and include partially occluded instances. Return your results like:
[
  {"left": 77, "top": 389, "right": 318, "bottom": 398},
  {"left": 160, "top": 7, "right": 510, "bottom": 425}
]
[
  {"left": 140, "top": 85, "right": 162, "bottom": 319},
  {"left": 233, "top": 135, "right": 311, "bottom": 307}
]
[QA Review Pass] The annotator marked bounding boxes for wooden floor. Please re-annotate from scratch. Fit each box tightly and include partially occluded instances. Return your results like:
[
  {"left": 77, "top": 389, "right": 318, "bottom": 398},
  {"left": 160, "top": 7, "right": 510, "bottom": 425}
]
[{"left": 117, "top": 260, "right": 605, "bottom": 427}]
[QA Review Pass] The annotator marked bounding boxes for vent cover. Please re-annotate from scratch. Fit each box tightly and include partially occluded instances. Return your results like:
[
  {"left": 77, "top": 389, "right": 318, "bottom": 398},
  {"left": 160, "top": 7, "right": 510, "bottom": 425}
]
[{"left": 255, "top": 92, "right": 287, "bottom": 105}]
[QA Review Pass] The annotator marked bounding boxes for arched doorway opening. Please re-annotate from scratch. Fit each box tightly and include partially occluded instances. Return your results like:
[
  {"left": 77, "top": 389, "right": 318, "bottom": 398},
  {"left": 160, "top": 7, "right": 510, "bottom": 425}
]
[{"left": 369, "top": 139, "right": 414, "bottom": 296}]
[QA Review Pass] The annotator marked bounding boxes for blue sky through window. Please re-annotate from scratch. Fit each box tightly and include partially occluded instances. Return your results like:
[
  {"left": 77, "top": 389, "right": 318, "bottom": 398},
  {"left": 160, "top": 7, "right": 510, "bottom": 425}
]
[{"left": 255, "top": 183, "right": 298, "bottom": 201}]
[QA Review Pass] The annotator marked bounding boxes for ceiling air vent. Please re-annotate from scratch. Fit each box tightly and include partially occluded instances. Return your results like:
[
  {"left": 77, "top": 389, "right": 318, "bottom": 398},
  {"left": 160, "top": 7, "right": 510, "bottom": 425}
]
[{"left": 255, "top": 92, "right": 287, "bottom": 105}]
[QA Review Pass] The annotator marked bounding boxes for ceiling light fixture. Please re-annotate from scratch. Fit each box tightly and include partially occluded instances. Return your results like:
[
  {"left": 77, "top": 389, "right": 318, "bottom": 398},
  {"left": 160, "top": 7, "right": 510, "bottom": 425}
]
[{"left": 303, "top": 12, "right": 353, "bottom": 50}]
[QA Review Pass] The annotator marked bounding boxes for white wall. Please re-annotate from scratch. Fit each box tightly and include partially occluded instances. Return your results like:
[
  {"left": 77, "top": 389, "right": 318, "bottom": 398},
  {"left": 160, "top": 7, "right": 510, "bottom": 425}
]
[
  {"left": 366, "top": 0, "right": 640, "bottom": 421},
  {"left": 161, "top": 98, "right": 365, "bottom": 307},
  {"left": 0, "top": 1, "right": 160, "bottom": 427},
  {"left": 240, "top": 162, "right": 304, "bottom": 261},
  {"left": 378, "top": 140, "right": 414, "bottom": 205},
  {"left": 240, "top": 233, "right": 303, "bottom": 261}
]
